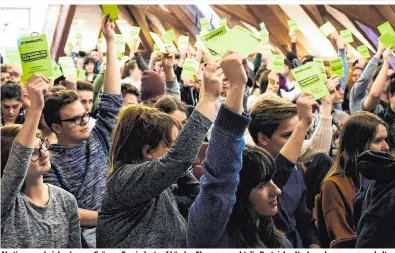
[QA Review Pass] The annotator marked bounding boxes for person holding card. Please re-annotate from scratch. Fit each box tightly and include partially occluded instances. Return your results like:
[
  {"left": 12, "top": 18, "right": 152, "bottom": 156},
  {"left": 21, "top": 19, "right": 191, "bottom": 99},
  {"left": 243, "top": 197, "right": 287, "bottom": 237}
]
[
  {"left": 42, "top": 14, "right": 123, "bottom": 248},
  {"left": 83, "top": 57, "right": 97, "bottom": 82},
  {"left": 377, "top": 75, "right": 395, "bottom": 153},
  {"left": 96, "top": 53, "right": 222, "bottom": 248},
  {"left": 1, "top": 75, "right": 81, "bottom": 248}
]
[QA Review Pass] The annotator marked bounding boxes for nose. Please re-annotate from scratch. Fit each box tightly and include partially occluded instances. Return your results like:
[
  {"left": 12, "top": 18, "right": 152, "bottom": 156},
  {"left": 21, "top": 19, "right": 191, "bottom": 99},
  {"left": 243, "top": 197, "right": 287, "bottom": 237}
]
[
  {"left": 268, "top": 180, "right": 281, "bottom": 196},
  {"left": 382, "top": 141, "right": 390, "bottom": 152}
]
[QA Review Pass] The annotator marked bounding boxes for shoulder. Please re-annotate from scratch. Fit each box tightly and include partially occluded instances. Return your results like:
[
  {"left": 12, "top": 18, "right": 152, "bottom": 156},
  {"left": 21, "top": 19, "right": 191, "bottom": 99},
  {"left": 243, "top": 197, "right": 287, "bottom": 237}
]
[{"left": 48, "top": 184, "right": 77, "bottom": 206}]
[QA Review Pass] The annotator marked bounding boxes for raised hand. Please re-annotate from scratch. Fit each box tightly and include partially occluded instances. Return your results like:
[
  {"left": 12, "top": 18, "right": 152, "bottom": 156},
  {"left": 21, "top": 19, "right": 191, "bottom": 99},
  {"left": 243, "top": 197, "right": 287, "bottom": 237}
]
[
  {"left": 162, "top": 52, "right": 175, "bottom": 72},
  {"left": 322, "top": 76, "right": 339, "bottom": 105},
  {"left": 26, "top": 75, "right": 50, "bottom": 110},
  {"left": 203, "top": 62, "right": 223, "bottom": 101},
  {"left": 220, "top": 51, "right": 248, "bottom": 88},
  {"left": 289, "top": 30, "right": 297, "bottom": 43},
  {"left": 101, "top": 14, "right": 115, "bottom": 42},
  {"left": 375, "top": 42, "right": 386, "bottom": 58},
  {"left": 296, "top": 93, "right": 319, "bottom": 127},
  {"left": 383, "top": 48, "right": 393, "bottom": 63}
]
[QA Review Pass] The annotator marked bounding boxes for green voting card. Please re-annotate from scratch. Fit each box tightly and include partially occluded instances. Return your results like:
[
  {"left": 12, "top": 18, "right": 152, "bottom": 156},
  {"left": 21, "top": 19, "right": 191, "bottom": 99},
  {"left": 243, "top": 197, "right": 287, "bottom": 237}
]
[
  {"left": 320, "top": 22, "right": 336, "bottom": 36},
  {"left": 153, "top": 43, "right": 160, "bottom": 52},
  {"left": 58, "top": 56, "right": 77, "bottom": 77},
  {"left": 181, "top": 59, "right": 199, "bottom": 81},
  {"left": 4, "top": 50, "right": 21, "bottom": 65},
  {"left": 66, "top": 41, "right": 74, "bottom": 52},
  {"left": 150, "top": 32, "right": 167, "bottom": 53},
  {"left": 291, "top": 63, "right": 329, "bottom": 100},
  {"left": 102, "top": 5, "right": 119, "bottom": 21},
  {"left": 340, "top": 30, "right": 353, "bottom": 43},
  {"left": 18, "top": 34, "right": 53, "bottom": 84},
  {"left": 195, "top": 35, "right": 205, "bottom": 49},
  {"left": 51, "top": 60, "right": 63, "bottom": 80},
  {"left": 130, "top": 26, "right": 141, "bottom": 40},
  {"left": 272, "top": 55, "right": 284, "bottom": 73},
  {"left": 260, "top": 29, "right": 269, "bottom": 40},
  {"left": 200, "top": 17, "right": 212, "bottom": 31},
  {"left": 313, "top": 58, "right": 327, "bottom": 81},
  {"left": 260, "top": 44, "right": 271, "bottom": 55},
  {"left": 379, "top": 31, "right": 395, "bottom": 49},
  {"left": 329, "top": 57, "right": 344, "bottom": 77},
  {"left": 177, "top": 35, "right": 189, "bottom": 51},
  {"left": 288, "top": 20, "right": 298, "bottom": 31},
  {"left": 378, "top": 21, "right": 395, "bottom": 35},
  {"left": 163, "top": 29, "right": 176, "bottom": 44},
  {"left": 77, "top": 69, "right": 86, "bottom": 80},
  {"left": 115, "top": 34, "right": 125, "bottom": 53},
  {"left": 219, "top": 18, "right": 227, "bottom": 27},
  {"left": 357, "top": 45, "right": 370, "bottom": 59},
  {"left": 202, "top": 25, "right": 261, "bottom": 60}
]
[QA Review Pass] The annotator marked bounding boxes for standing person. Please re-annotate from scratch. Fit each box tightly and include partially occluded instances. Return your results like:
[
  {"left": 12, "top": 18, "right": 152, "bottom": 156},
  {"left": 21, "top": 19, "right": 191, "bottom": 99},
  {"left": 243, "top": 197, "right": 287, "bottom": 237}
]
[
  {"left": 187, "top": 53, "right": 290, "bottom": 248},
  {"left": 316, "top": 112, "right": 389, "bottom": 247},
  {"left": 42, "top": 14, "right": 123, "bottom": 248},
  {"left": 96, "top": 55, "right": 223, "bottom": 248},
  {"left": 1, "top": 75, "right": 81, "bottom": 248}
]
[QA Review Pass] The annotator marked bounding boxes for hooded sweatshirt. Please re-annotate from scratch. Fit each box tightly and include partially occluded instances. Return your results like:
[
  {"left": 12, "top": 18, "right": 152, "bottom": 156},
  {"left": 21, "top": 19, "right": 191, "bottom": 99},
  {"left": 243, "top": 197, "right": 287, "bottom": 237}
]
[{"left": 356, "top": 150, "right": 395, "bottom": 248}]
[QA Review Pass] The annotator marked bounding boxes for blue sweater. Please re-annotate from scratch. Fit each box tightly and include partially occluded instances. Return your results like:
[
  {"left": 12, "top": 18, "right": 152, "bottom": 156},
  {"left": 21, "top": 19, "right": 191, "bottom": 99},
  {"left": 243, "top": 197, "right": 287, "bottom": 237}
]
[
  {"left": 187, "top": 105, "right": 252, "bottom": 248},
  {"left": 44, "top": 94, "right": 123, "bottom": 211}
]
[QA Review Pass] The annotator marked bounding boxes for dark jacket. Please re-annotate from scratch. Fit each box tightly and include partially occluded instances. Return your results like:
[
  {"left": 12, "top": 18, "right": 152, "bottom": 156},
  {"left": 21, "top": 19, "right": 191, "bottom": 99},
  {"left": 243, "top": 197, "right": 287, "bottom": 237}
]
[
  {"left": 378, "top": 106, "right": 395, "bottom": 153},
  {"left": 356, "top": 151, "right": 395, "bottom": 248}
]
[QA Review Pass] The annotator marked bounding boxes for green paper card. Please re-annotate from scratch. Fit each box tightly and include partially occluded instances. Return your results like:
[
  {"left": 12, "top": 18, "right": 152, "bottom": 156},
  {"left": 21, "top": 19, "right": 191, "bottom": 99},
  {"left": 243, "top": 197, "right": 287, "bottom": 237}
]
[
  {"left": 66, "top": 41, "right": 74, "bottom": 51},
  {"left": 288, "top": 20, "right": 298, "bottom": 31},
  {"left": 340, "top": 30, "right": 353, "bottom": 43},
  {"left": 202, "top": 25, "right": 261, "bottom": 60},
  {"left": 260, "top": 44, "right": 271, "bottom": 55},
  {"left": 102, "top": 5, "right": 119, "bottom": 21},
  {"left": 260, "top": 29, "right": 269, "bottom": 39},
  {"left": 357, "top": 45, "right": 370, "bottom": 59},
  {"left": 313, "top": 58, "right": 327, "bottom": 81},
  {"left": 200, "top": 17, "right": 212, "bottom": 31},
  {"left": 51, "top": 60, "right": 63, "bottom": 80},
  {"left": 379, "top": 31, "right": 395, "bottom": 49},
  {"left": 150, "top": 32, "right": 167, "bottom": 53},
  {"left": 320, "top": 22, "right": 336, "bottom": 37},
  {"left": 177, "top": 35, "right": 189, "bottom": 51},
  {"left": 115, "top": 34, "right": 125, "bottom": 53},
  {"left": 194, "top": 35, "right": 205, "bottom": 49},
  {"left": 219, "top": 18, "right": 227, "bottom": 27},
  {"left": 76, "top": 19, "right": 85, "bottom": 42},
  {"left": 4, "top": 50, "right": 21, "bottom": 65},
  {"left": 130, "top": 26, "right": 141, "bottom": 40},
  {"left": 272, "top": 55, "right": 284, "bottom": 73},
  {"left": 77, "top": 69, "right": 86, "bottom": 80},
  {"left": 153, "top": 43, "right": 160, "bottom": 52},
  {"left": 163, "top": 29, "right": 176, "bottom": 44},
  {"left": 58, "top": 56, "right": 76, "bottom": 77},
  {"left": 291, "top": 63, "right": 329, "bottom": 100},
  {"left": 18, "top": 34, "right": 53, "bottom": 84},
  {"left": 378, "top": 21, "right": 395, "bottom": 36},
  {"left": 181, "top": 59, "right": 199, "bottom": 81},
  {"left": 329, "top": 57, "right": 344, "bottom": 77}
]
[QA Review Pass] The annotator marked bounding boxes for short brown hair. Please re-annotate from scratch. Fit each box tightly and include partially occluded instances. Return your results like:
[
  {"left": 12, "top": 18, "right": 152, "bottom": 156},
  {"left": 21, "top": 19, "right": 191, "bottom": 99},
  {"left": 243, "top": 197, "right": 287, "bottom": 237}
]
[
  {"left": 121, "top": 61, "right": 138, "bottom": 79},
  {"left": 121, "top": 83, "right": 140, "bottom": 98},
  {"left": 77, "top": 80, "right": 93, "bottom": 92},
  {"left": 154, "top": 95, "right": 187, "bottom": 115},
  {"left": 1, "top": 124, "right": 41, "bottom": 176},
  {"left": 43, "top": 90, "right": 79, "bottom": 132},
  {"left": 49, "top": 85, "right": 67, "bottom": 94},
  {"left": 109, "top": 105, "right": 181, "bottom": 177},
  {"left": 248, "top": 94, "right": 297, "bottom": 143}
]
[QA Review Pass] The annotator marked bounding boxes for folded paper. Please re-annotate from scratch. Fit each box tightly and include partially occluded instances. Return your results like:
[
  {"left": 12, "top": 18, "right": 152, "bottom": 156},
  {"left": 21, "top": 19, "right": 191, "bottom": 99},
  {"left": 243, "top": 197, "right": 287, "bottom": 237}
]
[{"left": 320, "top": 22, "right": 336, "bottom": 37}]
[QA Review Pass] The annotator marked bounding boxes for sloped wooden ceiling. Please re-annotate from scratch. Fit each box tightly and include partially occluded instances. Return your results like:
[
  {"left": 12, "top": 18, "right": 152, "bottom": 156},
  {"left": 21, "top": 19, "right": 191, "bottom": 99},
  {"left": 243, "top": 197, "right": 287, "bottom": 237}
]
[{"left": 52, "top": 4, "right": 395, "bottom": 60}]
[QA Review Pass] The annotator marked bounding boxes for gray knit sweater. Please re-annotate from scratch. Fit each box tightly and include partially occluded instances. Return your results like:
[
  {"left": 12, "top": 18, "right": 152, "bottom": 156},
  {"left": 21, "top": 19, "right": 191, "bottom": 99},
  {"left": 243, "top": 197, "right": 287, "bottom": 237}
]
[
  {"left": 96, "top": 109, "right": 212, "bottom": 248},
  {"left": 1, "top": 140, "right": 81, "bottom": 248}
]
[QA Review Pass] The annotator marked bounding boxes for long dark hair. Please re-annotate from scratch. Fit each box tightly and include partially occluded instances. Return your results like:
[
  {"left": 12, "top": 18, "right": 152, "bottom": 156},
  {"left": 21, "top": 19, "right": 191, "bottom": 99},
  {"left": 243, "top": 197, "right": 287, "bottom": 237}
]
[{"left": 227, "top": 146, "right": 285, "bottom": 248}]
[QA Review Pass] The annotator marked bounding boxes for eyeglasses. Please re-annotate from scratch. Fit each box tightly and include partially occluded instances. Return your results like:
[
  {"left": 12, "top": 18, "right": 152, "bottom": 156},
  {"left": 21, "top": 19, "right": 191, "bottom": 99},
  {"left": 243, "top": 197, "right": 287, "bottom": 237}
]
[
  {"left": 60, "top": 113, "right": 90, "bottom": 125},
  {"left": 31, "top": 138, "right": 49, "bottom": 162}
]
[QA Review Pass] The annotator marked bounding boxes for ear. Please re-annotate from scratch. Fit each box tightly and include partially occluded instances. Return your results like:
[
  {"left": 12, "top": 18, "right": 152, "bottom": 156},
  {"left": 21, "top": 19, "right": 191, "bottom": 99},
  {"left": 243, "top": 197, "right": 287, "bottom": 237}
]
[
  {"left": 142, "top": 145, "right": 153, "bottom": 161},
  {"left": 258, "top": 132, "right": 270, "bottom": 147},
  {"left": 51, "top": 123, "right": 62, "bottom": 135}
]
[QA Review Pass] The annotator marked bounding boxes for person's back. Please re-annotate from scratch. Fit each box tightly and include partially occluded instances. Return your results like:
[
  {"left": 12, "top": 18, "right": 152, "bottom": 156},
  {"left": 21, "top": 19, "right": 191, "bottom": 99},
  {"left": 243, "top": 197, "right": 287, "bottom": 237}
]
[{"left": 356, "top": 151, "right": 395, "bottom": 248}]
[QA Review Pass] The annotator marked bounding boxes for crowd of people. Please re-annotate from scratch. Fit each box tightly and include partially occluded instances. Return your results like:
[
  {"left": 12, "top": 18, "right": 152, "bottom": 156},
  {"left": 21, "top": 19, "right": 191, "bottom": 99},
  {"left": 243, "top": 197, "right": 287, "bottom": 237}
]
[{"left": 1, "top": 13, "right": 395, "bottom": 249}]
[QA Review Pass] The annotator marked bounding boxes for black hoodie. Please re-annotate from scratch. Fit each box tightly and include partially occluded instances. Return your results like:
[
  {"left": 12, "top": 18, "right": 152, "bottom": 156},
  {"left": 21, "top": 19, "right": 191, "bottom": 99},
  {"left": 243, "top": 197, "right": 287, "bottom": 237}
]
[{"left": 356, "top": 150, "right": 395, "bottom": 248}]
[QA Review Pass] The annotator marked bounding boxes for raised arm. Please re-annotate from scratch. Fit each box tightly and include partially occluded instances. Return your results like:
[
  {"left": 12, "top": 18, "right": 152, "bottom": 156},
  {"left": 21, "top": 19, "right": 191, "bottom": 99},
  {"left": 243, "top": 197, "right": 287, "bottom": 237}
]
[
  {"left": 1, "top": 75, "right": 48, "bottom": 218},
  {"left": 162, "top": 52, "right": 181, "bottom": 100},
  {"left": 364, "top": 48, "right": 392, "bottom": 112},
  {"left": 188, "top": 53, "right": 251, "bottom": 247}
]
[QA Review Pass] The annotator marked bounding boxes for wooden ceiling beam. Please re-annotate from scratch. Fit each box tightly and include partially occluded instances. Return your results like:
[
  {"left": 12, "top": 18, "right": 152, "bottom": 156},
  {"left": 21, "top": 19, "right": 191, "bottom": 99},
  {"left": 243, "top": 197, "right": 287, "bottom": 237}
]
[
  {"left": 164, "top": 5, "right": 200, "bottom": 36},
  {"left": 212, "top": 5, "right": 259, "bottom": 27},
  {"left": 51, "top": 5, "right": 76, "bottom": 61},
  {"left": 302, "top": 5, "right": 325, "bottom": 25},
  {"left": 375, "top": 5, "right": 395, "bottom": 29},
  {"left": 331, "top": 5, "right": 385, "bottom": 30}
]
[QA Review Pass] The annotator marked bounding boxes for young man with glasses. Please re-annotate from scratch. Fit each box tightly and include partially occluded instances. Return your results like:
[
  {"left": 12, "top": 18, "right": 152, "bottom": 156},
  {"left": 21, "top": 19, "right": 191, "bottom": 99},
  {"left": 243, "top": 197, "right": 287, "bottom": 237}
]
[{"left": 42, "top": 15, "right": 122, "bottom": 248}]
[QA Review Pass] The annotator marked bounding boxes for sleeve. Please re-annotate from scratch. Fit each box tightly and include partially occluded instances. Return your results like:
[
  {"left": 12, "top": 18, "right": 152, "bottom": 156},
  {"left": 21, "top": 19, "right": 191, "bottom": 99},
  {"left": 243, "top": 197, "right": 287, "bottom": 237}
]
[
  {"left": 134, "top": 52, "right": 149, "bottom": 72},
  {"left": 321, "top": 180, "right": 356, "bottom": 241},
  {"left": 187, "top": 105, "right": 251, "bottom": 248},
  {"left": 357, "top": 212, "right": 395, "bottom": 248},
  {"left": 349, "top": 57, "right": 380, "bottom": 113},
  {"left": 339, "top": 49, "right": 349, "bottom": 91},
  {"left": 90, "top": 94, "right": 123, "bottom": 155},
  {"left": 299, "top": 116, "right": 332, "bottom": 163},
  {"left": 1, "top": 140, "right": 33, "bottom": 219},
  {"left": 67, "top": 194, "right": 82, "bottom": 248},
  {"left": 253, "top": 53, "right": 262, "bottom": 74},
  {"left": 274, "top": 153, "right": 296, "bottom": 190},
  {"left": 173, "top": 169, "right": 201, "bottom": 219},
  {"left": 165, "top": 77, "right": 182, "bottom": 100},
  {"left": 295, "top": 190, "right": 321, "bottom": 247},
  {"left": 110, "top": 109, "right": 212, "bottom": 207}
]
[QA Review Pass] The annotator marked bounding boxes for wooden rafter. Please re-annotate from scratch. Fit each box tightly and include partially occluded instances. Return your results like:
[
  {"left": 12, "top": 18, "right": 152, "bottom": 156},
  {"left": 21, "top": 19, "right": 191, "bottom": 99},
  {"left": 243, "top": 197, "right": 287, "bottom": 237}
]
[
  {"left": 331, "top": 5, "right": 385, "bottom": 30},
  {"left": 51, "top": 5, "right": 76, "bottom": 60},
  {"left": 164, "top": 5, "right": 200, "bottom": 36}
]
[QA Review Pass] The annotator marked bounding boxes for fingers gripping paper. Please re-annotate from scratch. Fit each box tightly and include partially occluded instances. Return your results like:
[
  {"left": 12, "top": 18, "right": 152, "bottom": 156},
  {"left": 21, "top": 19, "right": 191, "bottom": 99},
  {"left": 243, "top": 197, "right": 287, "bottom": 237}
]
[
  {"left": 291, "top": 63, "right": 329, "bottom": 100},
  {"left": 18, "top": 34, "right": 53, "bottom": 84}
]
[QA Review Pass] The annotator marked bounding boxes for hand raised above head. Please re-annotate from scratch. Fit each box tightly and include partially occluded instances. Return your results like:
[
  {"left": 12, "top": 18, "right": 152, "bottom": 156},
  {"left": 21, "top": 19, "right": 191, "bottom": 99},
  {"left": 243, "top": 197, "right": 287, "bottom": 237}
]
[
  {"left": 202, "top": 62, "right": 223, "bottom": 101},
  {"left": 101, "top": 14, "right": 116, "bottom": 42},
  {"left": 296, "top": 93, "right": 319, "bottom": 127},
  {"left": 220, "top": 51, "right": 248, "bottom": 88},
  {"left": 26, "top": 75, "right": 50, "bottom": 110}
]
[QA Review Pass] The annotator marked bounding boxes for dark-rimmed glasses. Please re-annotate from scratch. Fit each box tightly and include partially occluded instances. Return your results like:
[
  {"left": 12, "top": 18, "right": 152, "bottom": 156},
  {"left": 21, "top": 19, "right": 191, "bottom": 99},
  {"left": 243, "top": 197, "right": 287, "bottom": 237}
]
[
  {"left": 31, "top": 138, "right": 49, "bottom": 162},
  {"left": 59, "top": 113, "right": 90, "bottom": 126}
]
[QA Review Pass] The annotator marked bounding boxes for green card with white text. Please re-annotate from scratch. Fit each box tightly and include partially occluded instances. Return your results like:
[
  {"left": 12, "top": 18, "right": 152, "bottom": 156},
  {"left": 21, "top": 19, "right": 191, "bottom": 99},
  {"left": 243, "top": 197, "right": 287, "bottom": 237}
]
[
  {"left": 340, "top": 30, "right": 353, "bottom": 43},
  {"left": 292, "top": 62, "right": 329, "bottom": 100},
  {"left": 329, "top": 57, "right": 344, "bottom": 77}
]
